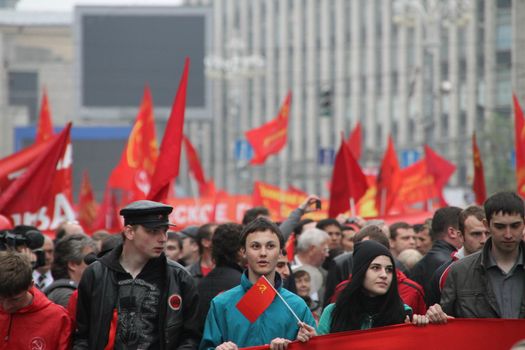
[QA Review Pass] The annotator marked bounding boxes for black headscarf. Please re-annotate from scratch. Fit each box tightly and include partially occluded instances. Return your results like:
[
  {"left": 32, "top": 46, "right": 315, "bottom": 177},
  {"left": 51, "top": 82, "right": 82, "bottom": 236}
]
[{"left": 329, "top": 240, "right": 405, "bottom": 332}]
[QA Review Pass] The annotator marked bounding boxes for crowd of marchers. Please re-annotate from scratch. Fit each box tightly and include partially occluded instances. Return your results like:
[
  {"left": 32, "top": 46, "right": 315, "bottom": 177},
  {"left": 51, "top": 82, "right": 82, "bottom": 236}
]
[{"left": 1, "top": 191, "right": 524, "bottom": 350}]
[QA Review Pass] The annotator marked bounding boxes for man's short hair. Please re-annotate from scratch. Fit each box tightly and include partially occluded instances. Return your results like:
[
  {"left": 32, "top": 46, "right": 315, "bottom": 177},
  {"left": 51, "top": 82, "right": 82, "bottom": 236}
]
[
  {"left": 413, "top": 219, "right": 431, "bottom": 234},
  {"left": 458, "top": 206, "right": 485, "bottom": 234},
  {"left": 430, "top": 206, "right": 462, "bottom": 241},
  {"left": 316, "top": 218, "right": 341, "bottom": 231},
  {"left": 353, "top": 225, "right": 390, "bottom": 248},
  {"left": 389, "top": 222, "right": 411, "bottom": 240},
  {"left": 167, "top": 231, "right": 183, "bottom": 248},
  {"left": 484, "top": 191, "right": 525, "bottom": 224},
  {"left": 0, "top": 251, "right": 32, "bottom": 297},
  {"left": 241, "top": 217, "right": 284, "bottom": 249},
  {"left": 52, "top": 234, "right": 97, "bottom": 280},
  {"left": 212, "top": 223, "right": 243, "bottom": 267},
  {"left": 242, "top": 206, "right": 270, "bottom": 225},
  {"left": 196, "top": 223, "right": 216, "bottom": 255},
  {"left": 296, "top": 228, "right": 329, "bottom": 253},
  {"left": 293, "top": 219, "right": 315, "bottom": 236}
]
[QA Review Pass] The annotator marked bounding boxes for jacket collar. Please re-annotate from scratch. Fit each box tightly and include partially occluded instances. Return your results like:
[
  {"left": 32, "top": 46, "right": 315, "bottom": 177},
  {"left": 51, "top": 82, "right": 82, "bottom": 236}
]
[
  {"left": 240, "top": 270, "right": 282, "bottom": 291},
  {"left": 480, "top": 237, "right": 525, "bottom": 269}
]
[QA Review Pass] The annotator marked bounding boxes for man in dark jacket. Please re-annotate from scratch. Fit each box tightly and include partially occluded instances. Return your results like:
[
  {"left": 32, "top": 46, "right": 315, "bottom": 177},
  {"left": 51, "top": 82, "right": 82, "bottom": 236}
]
[
  {"left": 44, "top": 233, "right": 97, "bottom": 307},
  {"left": 428, "top": 191, "right": 525, "bottom": 320},
  {"left": 196, "top": 223, "right": 244, "bottom": 330},
  {"left": 409, "top": 206, "right": 462, "bottom": 306},
  {"left": 73, "top": 200, "right": 200, "bottom": 350}
]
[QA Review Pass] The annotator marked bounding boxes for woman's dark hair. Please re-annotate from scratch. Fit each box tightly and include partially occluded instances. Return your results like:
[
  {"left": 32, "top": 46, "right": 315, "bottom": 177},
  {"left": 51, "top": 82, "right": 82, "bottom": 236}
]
[{"left": 329, "top": 240, "right": 405, "bottom": 332}]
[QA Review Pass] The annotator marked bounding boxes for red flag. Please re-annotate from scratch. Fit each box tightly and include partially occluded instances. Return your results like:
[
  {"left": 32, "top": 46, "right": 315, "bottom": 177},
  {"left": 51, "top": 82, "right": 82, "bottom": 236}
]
[
  {"left": 424, "top": 145, "right": 456, "bottom": 206},
  {"left": 390, "top": 159, "right": 440, "bottom": 211},
  {"left": 148, "top": 58, "right": 190, "bottom": 202},
  {"left": 183, "top": 134, "right": 206, "bottom": 182},
  {"left": 92, "top": 186, "right": 122, "bottom": 234},
  {"left": 347, "top": 121, "right": 362, "bottom": 160},
  {"left": 0, "top": 123, "right": 75, "bottom": 233},
  {"left": 375, "top": 136, "right": 400, "bottom": 215},
  {"left": 472, "top": 132, "right": 487, "bottom": 205},
  {"left": 35, "top": 88, "right": 54, "bottom": 144},
  {"left": 242, "top": 319, "right": 525, "bottom": 350},
  {"left": 513, "top": 93, "right": 525, "bottom": 197},
  {"left": 328, "top": 135, "right": 369, "bottom": 217},
  {"left": 109, "top": 86, "right": 159, "bottom": 201},
  {"left": 236, "top": 276, "right": 276, "bottom": 323},
  {"left": 77, "top": 170, "right": 99, "bottom": 233},
  {"left": 0, "top": 138, "right": 56, "bottom": 192},
  {"left": 245, "top": 92, "right": 291, "bottom": 165}
]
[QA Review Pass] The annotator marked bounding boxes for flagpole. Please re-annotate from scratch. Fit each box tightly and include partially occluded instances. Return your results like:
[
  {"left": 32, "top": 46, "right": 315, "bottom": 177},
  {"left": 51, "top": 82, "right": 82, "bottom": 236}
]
[
  {"left": 279, "top": 133, "right": 287, "bottom": 220},
  {"left": 262, "top": 276, "right": 301, "bottom": 324},
  {"left": 350, "top": 197, "right": 356, "bottom": 217},
  {"left": 380, "top": 188, "right": 386, "bottom": 216}
]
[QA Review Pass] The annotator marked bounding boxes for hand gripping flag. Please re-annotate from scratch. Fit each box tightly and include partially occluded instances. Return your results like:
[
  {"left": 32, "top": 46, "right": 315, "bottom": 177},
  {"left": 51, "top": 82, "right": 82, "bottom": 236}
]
[{"left": 236, "top": 276, "right": 277, "bottom": 323}]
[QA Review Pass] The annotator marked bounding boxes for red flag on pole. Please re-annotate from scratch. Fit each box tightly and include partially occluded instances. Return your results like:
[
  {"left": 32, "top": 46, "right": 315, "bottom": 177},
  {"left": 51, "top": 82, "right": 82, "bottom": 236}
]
[
  {"left": 35, "top": 88, "right": 54, "bottom": 144},
  {"left": 245, "top": 92, "right": 291, "bottom": 165},
  {"left": 424, "top": 145, "right": 456, "bottom": 206},
  {"left": 513, "top": 93, "right": 525, "bottom": 197},
  {"left": 0, "top": 138, "right": 55, "bottom": 192},
  {"left": 183, "top": 134, "right": 206, "bottom": 184},
  {"left": 0, "top": 123, "right": 75, "bottom": 234},
  {"left": 471, "top": 132, "right": 487, "bottom": 205},
  {"left": 148, "top": 58, "right": 190, "bottom": 202},
  {"left": 236, "top": 276, "right": 277, "bottom": 323},
  {"left": 77, "top": 170, "right": 99, "bottom": 233},
  {"left": 328, "top": 135, "right": 369, "bottom": 217},
  {"left": 347, "top": 121, "right": 362, "bottom": 160},
  {"left": 375, "top": 136, "right": 400, "bottom": 215},
  {"left": 109, "top": 85, "right": 159, "bottom": 201}
]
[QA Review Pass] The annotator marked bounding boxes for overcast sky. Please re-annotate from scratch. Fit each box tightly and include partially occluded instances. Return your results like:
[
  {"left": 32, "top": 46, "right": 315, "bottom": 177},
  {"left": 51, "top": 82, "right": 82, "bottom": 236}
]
[{"left": 17, "top": 0, "right": 183, "bottom": 12}]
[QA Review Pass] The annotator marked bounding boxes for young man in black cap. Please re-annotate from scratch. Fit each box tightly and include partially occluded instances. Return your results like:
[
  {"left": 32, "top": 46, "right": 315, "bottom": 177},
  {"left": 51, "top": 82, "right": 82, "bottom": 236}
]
[{"left": 73, "top": 200, "right": 201, "bottom": 350}]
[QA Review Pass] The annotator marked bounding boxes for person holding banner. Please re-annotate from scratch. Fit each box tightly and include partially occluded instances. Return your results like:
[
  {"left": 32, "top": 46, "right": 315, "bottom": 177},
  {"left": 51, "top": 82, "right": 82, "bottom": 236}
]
[
  {"left": 200, "top": 218, "right": 316, "bottom": 350},
  {"left": 428, "top": 191, "right": 525, "bottom": 321},
  {"left": 318, "top": 240, "right": 429, "bottom": 334}
]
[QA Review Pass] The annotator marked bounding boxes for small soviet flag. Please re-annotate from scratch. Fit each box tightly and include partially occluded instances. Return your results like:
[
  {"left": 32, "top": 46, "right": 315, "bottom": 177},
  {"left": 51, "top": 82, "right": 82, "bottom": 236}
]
[{"left": 236, "top": 276, "right": 277, "bottom": 323}]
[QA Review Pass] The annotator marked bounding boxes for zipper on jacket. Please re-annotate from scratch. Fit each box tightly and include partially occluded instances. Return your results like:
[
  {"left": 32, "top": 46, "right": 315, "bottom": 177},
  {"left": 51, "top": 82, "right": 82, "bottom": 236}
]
[{"left": 4, "top": 314, "right": 12, "bottom": 342}]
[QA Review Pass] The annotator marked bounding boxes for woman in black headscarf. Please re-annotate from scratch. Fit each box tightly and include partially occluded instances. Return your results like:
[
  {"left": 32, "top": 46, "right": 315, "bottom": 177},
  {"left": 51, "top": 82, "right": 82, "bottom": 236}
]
[{"left": 318, "top": 240, "right": 425, "bottom": 334}]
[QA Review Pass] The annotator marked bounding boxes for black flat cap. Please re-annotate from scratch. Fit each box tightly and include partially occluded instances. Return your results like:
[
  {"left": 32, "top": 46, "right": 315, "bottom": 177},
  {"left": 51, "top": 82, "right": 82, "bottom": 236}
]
[{"left": 120, "top": 200, "right": 175, "bottom": 228}]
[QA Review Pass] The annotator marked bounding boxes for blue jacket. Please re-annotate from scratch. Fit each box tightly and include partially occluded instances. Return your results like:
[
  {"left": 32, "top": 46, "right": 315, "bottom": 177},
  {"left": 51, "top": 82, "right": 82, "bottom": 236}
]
[{"left": 200, "top": 272, "right": 316, "bottom": 349}]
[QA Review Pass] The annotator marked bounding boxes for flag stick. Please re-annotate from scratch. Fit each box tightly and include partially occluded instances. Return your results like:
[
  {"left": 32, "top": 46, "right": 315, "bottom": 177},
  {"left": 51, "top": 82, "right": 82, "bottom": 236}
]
[
  {"left": 380, "top": 188, "right": 386, "bottom": 216},
  {"left": 350, "top": 197, "right": 356, "bottom": 217},
  {"left": 262, "top": 275, "right": 301, "bottom": 324}
]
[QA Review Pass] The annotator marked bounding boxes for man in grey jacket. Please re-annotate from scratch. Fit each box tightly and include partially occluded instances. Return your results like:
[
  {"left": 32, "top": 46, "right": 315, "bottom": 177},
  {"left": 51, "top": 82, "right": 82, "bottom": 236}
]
[{"left": 427, "top": 191, "right": 525, "bottom": 321}]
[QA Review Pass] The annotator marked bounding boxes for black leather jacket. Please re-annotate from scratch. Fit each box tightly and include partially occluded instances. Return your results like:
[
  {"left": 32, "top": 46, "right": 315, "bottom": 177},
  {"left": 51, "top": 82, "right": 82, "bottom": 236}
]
[{"left": 73, "top": 245, "right": 201, "bottom": 350}]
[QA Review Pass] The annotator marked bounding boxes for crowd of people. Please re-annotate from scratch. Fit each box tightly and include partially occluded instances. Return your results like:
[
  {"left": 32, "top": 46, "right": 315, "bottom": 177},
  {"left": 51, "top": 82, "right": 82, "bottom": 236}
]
[{"left": 0, "top": 190, "right": 524, "bottom": 349}]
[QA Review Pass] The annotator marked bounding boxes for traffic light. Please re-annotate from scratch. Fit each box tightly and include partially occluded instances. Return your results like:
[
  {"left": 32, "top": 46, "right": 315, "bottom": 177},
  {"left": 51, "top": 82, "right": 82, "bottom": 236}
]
[{"left": 320, "top": 87, "right": 332, "bottom": 117}]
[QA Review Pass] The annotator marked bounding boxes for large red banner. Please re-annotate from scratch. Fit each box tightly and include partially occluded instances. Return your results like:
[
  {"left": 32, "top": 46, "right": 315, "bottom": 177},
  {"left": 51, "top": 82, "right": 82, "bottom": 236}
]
[
  {"left": 242, "top": 319, "right": 525, "bottom": 350},
  {"left": 166, "top": 195, "right": 252, "bottom": 227}
]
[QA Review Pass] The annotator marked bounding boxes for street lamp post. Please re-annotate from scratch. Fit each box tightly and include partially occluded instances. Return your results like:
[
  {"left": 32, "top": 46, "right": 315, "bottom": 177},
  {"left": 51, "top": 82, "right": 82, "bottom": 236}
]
[
  {"left": 204, "top": 35, "right": 265, "bottom": 194},
  {"left": 393, "top": 0, "right": 470, "bottom": 173}
]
